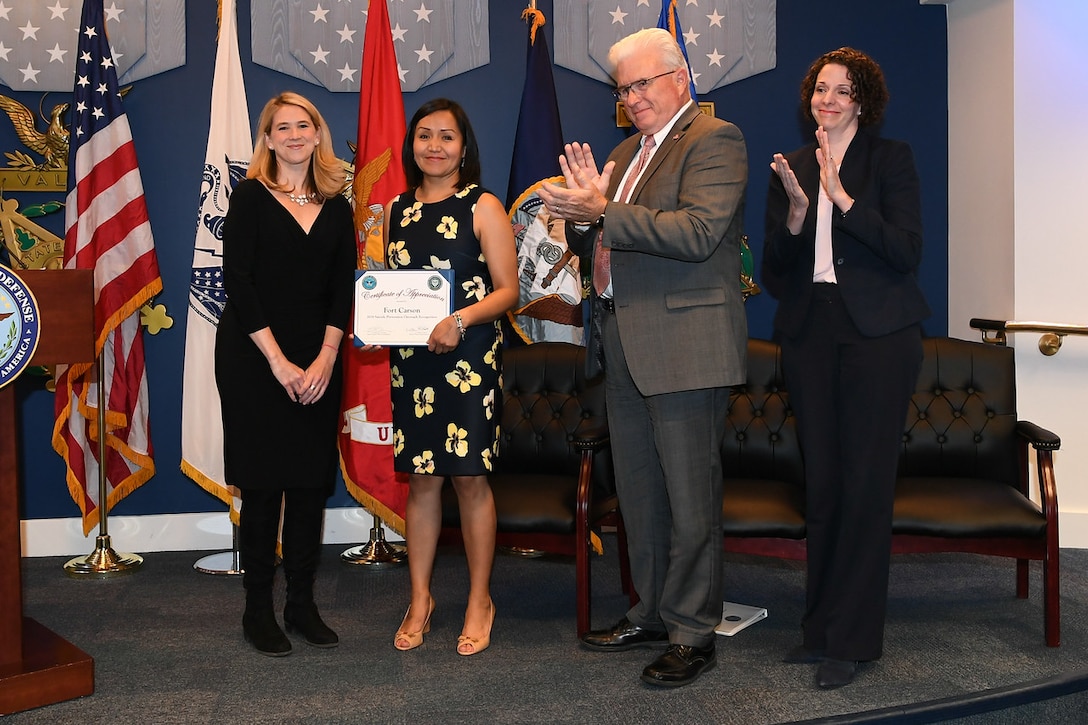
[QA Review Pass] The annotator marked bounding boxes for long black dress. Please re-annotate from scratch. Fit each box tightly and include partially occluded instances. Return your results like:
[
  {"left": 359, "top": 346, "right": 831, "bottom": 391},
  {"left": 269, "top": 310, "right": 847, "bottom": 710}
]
[
  {"left": 215, "top": 179, "right": 356, "bottom": 492},
  {"left": 387, "top": 184, "right": 502, "bottom": 476}
]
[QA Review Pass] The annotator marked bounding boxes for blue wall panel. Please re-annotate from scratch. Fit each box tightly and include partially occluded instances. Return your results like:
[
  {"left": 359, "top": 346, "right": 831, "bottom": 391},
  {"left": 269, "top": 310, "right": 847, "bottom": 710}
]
[{"left": 5, "top": 0, "right": 947, "bottom": 519}]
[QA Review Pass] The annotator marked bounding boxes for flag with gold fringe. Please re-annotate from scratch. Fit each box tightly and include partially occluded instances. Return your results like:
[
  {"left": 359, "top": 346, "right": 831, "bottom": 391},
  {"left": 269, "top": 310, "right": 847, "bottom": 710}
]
[
  {"left": 338, "top": 0, "right": 410, "bottom": 533},
  {"left": 505, "top": 5, "right": 582, "bottom": 345},
  {"left": 53, "top": 0, "right": 162, "bottom": 535},
  {"left": 180, "top": 0, "right": 251, "bottom": 522}
]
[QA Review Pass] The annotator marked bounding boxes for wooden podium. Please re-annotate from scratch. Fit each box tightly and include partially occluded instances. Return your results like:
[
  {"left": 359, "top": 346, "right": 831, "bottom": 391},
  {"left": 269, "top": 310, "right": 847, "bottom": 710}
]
[{"left": 0, "top": 269, "right": 95, "bottom": 714}]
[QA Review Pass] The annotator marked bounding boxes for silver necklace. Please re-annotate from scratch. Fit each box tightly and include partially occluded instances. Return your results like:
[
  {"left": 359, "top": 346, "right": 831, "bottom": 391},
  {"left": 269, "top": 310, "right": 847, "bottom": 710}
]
[{"left": 285, "top": 190, "right": 317, "bottom": 206}]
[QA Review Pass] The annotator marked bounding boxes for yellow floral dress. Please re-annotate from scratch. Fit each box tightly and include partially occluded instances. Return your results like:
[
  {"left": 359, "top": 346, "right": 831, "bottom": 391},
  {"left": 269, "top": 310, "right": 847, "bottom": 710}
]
[{"left": 387, "top": 184, "right": 501, "bottom": 476}]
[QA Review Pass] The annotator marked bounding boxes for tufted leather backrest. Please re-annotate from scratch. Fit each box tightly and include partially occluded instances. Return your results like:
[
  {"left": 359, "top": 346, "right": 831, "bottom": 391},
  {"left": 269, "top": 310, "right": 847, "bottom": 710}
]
[
  {"left": 723, "top": 339, "right": 805, "bottom": 487},
  {"left": 493, "top": 342, "right": 612, "bottom": 494},
  {"left": 899, "top": 337, "right": 1019, "bottom": 484}
]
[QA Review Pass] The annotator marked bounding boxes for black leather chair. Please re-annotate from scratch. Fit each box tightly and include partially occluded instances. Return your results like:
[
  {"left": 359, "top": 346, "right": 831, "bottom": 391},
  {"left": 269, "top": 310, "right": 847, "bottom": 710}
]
[
  {"left": 721, "top": 338, "right": 807, "bottom": 560},
  {"left": 439, "top": 341, "right": 627, "bottom": 637},
  {"left": 892, "top": 336, "right": 1060, "bottom": 646}
]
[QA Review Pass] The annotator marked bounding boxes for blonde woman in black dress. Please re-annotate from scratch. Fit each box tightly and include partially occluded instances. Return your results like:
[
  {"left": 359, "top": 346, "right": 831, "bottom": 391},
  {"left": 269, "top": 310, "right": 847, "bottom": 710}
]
[
  {"left": 216, "top": 92, "right": 355, "bottom": 656},
  {"left": 380, "top": 99, "right": 517, "bottom": 655}
]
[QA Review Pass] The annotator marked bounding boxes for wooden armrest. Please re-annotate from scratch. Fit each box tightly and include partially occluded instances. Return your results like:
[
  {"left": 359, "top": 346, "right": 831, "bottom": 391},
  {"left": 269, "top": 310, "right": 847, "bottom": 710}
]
[
  {"left": 1016, "top": 421, "right": 1061, "bottom": 451},
  {"left": 573, "top": 422, "right": 609, "bottom": 452}
]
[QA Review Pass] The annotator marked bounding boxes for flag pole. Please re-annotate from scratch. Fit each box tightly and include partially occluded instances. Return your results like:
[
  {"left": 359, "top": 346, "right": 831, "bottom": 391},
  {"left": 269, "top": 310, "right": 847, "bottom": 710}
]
[
  {"left": 63, "top": 353, "right": 143, "bottom": 577},
  {"left": 340, "top": 512, "right": 406, "bottom": 568}
]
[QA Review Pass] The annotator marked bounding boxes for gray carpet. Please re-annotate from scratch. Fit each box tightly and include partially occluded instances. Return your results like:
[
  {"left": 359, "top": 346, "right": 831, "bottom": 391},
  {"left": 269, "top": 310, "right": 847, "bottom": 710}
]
[{"left": 9, "top": 538, "right": 1088, "bottom": 724}]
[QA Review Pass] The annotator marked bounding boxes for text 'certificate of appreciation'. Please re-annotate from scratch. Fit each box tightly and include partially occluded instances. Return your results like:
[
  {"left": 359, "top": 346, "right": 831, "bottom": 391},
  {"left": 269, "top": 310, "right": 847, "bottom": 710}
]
[{"left": 354, "top": 269, "right": 455, "bottom": 346}]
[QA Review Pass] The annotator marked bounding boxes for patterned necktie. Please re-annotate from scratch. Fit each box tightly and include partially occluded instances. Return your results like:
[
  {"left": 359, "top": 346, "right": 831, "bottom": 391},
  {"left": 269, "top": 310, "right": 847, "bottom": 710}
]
[{"left": 594, "top": 135, "right": 656, "bottom": 296}]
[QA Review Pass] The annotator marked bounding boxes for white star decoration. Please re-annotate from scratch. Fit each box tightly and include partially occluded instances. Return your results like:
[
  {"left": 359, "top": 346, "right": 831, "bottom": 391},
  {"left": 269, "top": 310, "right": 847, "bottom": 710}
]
[
  {"left": 610, "top": 7, "right": 628, "bottom": 24},
  {"left": 337, "top": 63, "right": 356, "bottom": 82},
  {"left": 336, "top": 24, "right": 355, "bottom": 43},
  {"left": 46, "top": 43, "right": 67, "bottom": 63},
  {"left": 104, "top": 2, "right": 124, "bottom": 23},
  {"left": 243, "top": 0, "right": 488, "bottom": 92}
]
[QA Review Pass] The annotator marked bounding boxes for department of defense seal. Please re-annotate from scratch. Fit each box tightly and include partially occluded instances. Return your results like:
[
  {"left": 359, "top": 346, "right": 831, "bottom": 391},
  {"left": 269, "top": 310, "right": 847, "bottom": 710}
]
[{"left": 0, "top": 264, "right": 41, "bottom": 389}]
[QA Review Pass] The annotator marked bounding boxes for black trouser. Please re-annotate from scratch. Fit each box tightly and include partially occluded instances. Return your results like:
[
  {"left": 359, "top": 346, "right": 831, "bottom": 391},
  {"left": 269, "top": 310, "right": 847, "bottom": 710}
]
[
  {"left": 781, "top": 284, "right": 922, "bottom": 661},
  {"left": 238, "top": 487, "right": 327, "bottom": 607}
]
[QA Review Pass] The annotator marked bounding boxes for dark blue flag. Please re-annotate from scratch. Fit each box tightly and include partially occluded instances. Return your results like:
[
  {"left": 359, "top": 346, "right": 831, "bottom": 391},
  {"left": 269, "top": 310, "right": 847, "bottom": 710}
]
[
  {"left": 505, "top": 10, "right": 564, "bottom": 209},
  {"left": 658, "top": 0, "right": 699, "bottom": 101}
]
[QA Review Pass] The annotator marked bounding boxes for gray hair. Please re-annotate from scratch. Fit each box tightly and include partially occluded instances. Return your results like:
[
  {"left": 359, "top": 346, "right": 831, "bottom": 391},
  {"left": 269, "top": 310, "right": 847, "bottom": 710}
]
[{"left": 607, "top": 27, "right": 686, "bottom": 76}]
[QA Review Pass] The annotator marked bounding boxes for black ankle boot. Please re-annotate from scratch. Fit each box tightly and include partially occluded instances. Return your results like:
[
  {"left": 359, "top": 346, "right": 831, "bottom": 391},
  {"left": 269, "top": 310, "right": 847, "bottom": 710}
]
[
  {"left": 284, "top": 601, "right": 339, "bottom": 648},
  {"left": 242, "top": 606, "right": 292, "bottom": 656}
]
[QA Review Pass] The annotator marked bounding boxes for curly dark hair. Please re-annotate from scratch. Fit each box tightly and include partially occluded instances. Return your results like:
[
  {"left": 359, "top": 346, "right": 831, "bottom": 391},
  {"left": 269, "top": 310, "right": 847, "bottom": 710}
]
[
  {"left": 799, "top": 47, "right": 889, "bottom": 127},
  {"left": 402, "top": 98, "right": 481, "bottom": 190}
]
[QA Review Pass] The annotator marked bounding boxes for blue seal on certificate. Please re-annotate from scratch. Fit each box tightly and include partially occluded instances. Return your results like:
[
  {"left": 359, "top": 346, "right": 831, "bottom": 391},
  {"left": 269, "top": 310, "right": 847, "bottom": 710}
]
[{"left": 0, "top": 264, "right": 42, "bottom": 390}]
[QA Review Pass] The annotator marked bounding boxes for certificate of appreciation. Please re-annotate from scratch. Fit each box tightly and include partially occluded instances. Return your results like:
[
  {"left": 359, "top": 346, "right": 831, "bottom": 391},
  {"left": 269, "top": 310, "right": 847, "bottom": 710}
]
[{"left": 353, "top": 269, "right": 455, "bottom": 346}]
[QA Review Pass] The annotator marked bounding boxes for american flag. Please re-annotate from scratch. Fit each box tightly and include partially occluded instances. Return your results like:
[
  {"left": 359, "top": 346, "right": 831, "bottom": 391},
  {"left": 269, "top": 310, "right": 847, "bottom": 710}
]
[{"left": 53, "top": 0, "right": 162, "bottom": 536}]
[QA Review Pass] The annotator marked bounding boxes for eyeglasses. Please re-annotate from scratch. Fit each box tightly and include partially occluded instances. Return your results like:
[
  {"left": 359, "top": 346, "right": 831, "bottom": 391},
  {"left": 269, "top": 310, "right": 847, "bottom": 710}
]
[{"left": 611, "top": 70, "right": 677, "bottom": 101}]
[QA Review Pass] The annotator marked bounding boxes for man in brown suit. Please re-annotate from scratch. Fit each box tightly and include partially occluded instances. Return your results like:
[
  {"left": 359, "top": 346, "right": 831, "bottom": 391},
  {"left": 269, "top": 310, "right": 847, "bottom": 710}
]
[{"left": 539, "top": 27, "right": 748, "bottom": 687}]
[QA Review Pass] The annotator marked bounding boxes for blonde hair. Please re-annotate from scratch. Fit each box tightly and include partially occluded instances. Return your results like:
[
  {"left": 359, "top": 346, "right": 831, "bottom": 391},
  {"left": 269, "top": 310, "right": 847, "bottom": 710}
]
[{"left": 247, "top": 92, "right": 346, "bottom": 200}]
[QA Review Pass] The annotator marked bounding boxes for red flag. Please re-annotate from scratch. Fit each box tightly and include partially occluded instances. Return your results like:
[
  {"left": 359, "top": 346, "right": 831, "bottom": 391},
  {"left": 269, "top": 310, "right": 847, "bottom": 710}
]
[
  {"left": 53, "top": 0, "right": 162, "bottom": 535},
  {"left": 339, "top": 0, "right": 410, "bottom": 533}
]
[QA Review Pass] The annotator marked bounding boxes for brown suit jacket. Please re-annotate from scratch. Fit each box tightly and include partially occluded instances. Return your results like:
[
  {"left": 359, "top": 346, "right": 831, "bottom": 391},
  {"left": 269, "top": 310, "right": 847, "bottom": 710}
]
[{"left": 572, "top": 103, "right": 749, "bottom": 395}]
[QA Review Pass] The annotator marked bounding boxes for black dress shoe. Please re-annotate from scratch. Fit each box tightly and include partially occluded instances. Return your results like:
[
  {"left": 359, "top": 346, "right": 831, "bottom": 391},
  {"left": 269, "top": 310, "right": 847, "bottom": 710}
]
[
  {"left": 783, "top": 645, "right": 826, "bottom": 664},
  {"left": 243, "top": 609, "right": 292, "bottom": 657},
  {"left": 284, "top": 602, "right": 339, "bottom": 648},
  {"left": 581, "top": 617, "right": 669, "bottom": 651},
  {"left": 641, "top": 643, "right": 717, "bottom": 687},
  {"left": 816, "top": 658, "right": 858, "bottom": 689}
]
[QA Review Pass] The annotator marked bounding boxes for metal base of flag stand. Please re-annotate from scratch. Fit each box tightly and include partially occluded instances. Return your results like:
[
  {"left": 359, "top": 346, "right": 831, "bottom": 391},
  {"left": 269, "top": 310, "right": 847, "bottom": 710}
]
[
  {"left": 194, "top": 520, "right": 244, "bottom": 575},
  {"left": 341, "top": 518, "right": 406, "bottom": 568},
  {"left": 63, "top": 534, "right": 143, "bottom": 578},
  {"left": 194, "top": 550, "right": 243, "bottom": 576}
]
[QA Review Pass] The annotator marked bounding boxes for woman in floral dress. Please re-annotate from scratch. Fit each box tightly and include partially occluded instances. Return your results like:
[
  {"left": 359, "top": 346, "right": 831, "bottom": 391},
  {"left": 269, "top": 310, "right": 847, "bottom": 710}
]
[{"left": 382, "top": 99, "right": 517, "bottom": 656}]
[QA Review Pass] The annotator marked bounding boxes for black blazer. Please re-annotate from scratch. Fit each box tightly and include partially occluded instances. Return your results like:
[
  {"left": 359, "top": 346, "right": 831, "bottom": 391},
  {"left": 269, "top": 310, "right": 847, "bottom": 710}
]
[{"left": 762, "top": 129, "right": 930, "bottom": 339}]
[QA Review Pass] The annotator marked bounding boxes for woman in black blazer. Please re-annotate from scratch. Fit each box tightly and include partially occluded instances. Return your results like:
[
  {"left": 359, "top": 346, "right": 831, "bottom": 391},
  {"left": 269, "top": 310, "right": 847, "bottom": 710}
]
[{"left": 763, "top": 48, "right": 930, "bottom": 689}]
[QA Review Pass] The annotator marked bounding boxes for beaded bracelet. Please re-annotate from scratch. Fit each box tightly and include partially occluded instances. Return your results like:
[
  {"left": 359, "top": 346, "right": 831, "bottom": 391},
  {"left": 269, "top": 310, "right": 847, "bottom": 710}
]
[{"left": 454, "top": 313, "right": 466, "bottom": 340}]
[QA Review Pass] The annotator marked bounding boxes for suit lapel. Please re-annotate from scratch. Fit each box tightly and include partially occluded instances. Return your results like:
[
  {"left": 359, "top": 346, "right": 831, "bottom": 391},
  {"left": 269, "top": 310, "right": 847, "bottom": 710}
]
[{"left": 627, "top": 103, "right": 703, "bottom": 202}]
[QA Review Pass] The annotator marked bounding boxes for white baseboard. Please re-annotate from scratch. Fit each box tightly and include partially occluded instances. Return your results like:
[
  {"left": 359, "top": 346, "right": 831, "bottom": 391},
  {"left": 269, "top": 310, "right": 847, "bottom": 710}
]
[
  {"left": 22, "top": 509, "right": 1088, "bottom": 558},
  {"left": 1059, "top": 511, "right": 1088, "bottom": 549},
  {"left": 20, "top": 508, "right": 404, "bottom": 558}
]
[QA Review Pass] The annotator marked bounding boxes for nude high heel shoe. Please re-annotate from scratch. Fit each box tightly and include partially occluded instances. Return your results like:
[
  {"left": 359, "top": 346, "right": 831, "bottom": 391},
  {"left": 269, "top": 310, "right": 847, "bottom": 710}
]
[
  {"left": 394, "top": 597, "right": 435, "bottom": 651},
  {"left": 457, "top": 599, "right": 495, "bottom": 656}
]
